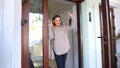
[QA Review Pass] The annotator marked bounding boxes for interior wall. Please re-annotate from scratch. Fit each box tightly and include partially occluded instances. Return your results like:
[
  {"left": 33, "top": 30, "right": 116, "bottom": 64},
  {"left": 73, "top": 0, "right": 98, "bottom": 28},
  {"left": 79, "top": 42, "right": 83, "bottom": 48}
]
[
  {"left": 81, "top": 0, "right": 102, "bottom": 68},
  {"left": 113, "top": 1, "right": 120, "bottom": 67},
  {"left": 0, "top": 0, "right": 21, "bottom": 68},
  {"left": 12, "top": 0, "right": 21, "bottom": 68},
  {"left": 114, "top": 7, "right": 120, "bottom": 35},
  {"left": 0, "top": 0, "right": 3, "bottom": 66},
  {"left": 114, "top": 7, "right": 120, "bottom": 54},
  {"left": 61, "top": 12, "right": 74, "bottom": 68}
]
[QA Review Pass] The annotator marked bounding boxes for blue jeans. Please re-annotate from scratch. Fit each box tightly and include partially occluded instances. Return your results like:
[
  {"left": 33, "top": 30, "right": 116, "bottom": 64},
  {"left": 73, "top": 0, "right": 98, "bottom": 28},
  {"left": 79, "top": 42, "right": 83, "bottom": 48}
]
[{"left": 54, "top": 52, "right": 67, "bottom": 68}]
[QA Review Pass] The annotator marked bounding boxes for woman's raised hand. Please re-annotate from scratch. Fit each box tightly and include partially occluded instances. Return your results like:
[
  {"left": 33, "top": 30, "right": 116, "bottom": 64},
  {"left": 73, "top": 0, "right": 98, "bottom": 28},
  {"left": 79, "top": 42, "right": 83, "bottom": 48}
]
[
  {"left": 67, "top": 11, "right": 73, "bottom": 17},
  {"left": 48, "top": 20, "right": 51, "bottom": 27}
]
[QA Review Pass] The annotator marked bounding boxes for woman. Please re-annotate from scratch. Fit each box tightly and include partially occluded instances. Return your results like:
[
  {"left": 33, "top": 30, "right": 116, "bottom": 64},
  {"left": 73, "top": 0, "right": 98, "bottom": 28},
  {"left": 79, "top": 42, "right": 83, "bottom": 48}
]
[{"left": 48, "top": 12, "right": 74, "bottom": 68}]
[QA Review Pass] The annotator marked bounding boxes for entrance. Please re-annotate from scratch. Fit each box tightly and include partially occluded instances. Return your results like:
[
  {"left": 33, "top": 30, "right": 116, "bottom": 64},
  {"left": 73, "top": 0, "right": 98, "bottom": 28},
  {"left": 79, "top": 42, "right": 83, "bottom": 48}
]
[
  {"left": 21, "top": 0, "right": 117, "bottom": 68},
  {"left": 21, "top": 0, "right": 81, "bottom": 68}
]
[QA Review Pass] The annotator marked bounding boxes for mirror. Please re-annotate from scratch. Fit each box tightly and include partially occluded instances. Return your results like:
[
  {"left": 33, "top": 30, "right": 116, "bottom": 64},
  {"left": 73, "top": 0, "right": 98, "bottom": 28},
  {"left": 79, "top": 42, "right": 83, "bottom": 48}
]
[{"left": 29, "top": 0, "right": 43, "bottom": 68}]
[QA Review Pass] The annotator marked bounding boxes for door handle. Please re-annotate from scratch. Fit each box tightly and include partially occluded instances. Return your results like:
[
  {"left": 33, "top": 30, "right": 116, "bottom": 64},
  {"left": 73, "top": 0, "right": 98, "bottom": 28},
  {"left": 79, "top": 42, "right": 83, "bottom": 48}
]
[
  {"left": 97, "top": 36, "right": 106, "bottom": 38},
  {"left": 97, "top": 36, "right": 107, "bottom": 44}
]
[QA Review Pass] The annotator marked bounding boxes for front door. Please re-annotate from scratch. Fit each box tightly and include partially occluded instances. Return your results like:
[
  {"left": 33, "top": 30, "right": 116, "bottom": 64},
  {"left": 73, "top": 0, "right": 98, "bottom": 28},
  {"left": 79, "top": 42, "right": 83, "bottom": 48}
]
[
  {"left": 21, "top": 0, "right": 48, "bottom": 68},
  {"left": 21, "top": 0, "right": 84, "bottom": 68}
]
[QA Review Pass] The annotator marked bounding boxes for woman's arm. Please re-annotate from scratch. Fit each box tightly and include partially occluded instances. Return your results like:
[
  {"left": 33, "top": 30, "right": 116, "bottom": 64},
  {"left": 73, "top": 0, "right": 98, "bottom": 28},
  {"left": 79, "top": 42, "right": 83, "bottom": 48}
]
[
  {"left": 66, "top": 12, "right": 75, "bottom": 30},
  {"left": 48, "top": 20, "right": 54, "bottom": 40}
]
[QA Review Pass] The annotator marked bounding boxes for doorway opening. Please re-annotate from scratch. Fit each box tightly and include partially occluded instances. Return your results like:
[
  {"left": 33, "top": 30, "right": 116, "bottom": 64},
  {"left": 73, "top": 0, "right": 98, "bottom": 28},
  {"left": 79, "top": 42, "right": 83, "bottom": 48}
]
[{"left": 48, "top": 0, "right": 78, "bottom": 68}]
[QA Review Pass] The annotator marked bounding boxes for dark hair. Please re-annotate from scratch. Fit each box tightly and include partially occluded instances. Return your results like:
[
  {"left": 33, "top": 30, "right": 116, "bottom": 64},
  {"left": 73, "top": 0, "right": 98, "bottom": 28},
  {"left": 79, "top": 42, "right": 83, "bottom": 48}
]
[{"left": 52, "top": 15, "right": 61, "bottom": 26}]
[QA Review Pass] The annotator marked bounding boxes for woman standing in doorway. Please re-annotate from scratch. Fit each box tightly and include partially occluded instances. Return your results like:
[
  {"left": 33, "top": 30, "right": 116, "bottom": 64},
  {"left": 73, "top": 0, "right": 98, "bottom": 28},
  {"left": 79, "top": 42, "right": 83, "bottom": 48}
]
[{"left": 48, "top": 12, "right": 75, "bottom": 68}]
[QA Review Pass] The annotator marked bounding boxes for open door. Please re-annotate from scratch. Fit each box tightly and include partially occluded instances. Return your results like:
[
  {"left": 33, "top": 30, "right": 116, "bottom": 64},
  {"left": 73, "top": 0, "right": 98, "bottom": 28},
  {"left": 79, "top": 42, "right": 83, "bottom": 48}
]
[
  {"left": 22, "top": 0, "right": 86, "bottom": 68},
  {"left": 21, "top": 0, "right": 49, "bottom": 68},
  {"left": 99, "top": 5, "right": 117, "bottom": 68}
]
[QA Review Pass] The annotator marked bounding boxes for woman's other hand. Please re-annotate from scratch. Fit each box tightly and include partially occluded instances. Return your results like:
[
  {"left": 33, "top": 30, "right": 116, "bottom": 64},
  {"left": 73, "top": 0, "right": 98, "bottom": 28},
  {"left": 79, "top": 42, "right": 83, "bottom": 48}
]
[
  {"left": 67, "top": 11, "right": 73, "bottom": 17},
  {"left": 48, "top": 20, "right": 51, "bottom": 27}
]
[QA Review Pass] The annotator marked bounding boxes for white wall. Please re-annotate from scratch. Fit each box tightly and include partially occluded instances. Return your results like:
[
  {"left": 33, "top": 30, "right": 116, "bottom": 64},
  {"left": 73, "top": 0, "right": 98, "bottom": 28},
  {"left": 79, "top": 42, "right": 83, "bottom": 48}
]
[
  {"left": 113, "top": 1, "right": 120, "bottom": 68},
  {"left": 62, "top": 5, "right": 78, "bottom": 68},
  {"left": 0, "top": 0, "right": 21, "bottom": 68},
  {"left": 61, "top": 12, "right": 74, "bottom": 68},
  {"left": 81, "top": 0, "right": 102, "bottom": 68},
  {"left": 0, "top": 0, "right": 3, "bottom": 66},
  {"left": 114, "top": 7, "right": 120, "bottom": 54},
  {"left": 114, "top": 8, "right": 120, "bottom": 37},
  {"left": 109, "top": 0, "right": 120, "bottom": 8}
]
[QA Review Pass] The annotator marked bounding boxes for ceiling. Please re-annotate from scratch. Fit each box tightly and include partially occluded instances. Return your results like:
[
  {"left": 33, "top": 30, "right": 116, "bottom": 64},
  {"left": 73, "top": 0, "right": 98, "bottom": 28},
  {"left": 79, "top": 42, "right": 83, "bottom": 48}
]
[
  {"left": 29, "top": 0, "right": 74, "bottom": 16},
  {"left": 29, "top": 0, "right": 120, "bottom": 14},
  {"left": 48, "top": 0, "right": 74, "bottom": 17}
]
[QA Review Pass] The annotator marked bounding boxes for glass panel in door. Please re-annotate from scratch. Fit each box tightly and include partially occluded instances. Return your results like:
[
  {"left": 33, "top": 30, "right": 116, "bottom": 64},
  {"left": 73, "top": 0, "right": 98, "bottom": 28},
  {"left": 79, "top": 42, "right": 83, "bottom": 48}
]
[{"left": 29, "top": 0, "right": 43, "bottom": 68}]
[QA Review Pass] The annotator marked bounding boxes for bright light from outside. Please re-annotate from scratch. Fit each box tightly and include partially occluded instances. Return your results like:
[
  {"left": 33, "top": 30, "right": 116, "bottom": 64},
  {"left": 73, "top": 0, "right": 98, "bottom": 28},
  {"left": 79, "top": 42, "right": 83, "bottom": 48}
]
[{"left": 29, "top": 13, "right": 43, "bottom": 47}]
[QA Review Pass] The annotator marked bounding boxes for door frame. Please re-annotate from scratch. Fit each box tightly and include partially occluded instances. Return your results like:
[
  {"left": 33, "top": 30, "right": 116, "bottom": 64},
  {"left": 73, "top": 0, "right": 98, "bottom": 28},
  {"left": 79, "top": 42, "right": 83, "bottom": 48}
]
[
  {"left": 21, "top": 0, "right": 30, "bottom": 68},
  {"left": 21, "top": 0, "right": 84, "bottom": 68},
  {"left": 43, "top": 0, "right": 49, "bottom": 68},
  {"left": 21, "top": 0, "right": 115, "bottom": 68},
  {"left": 100, "top": 0, "right": 117, "bottom": 68},
  {"left": 21, "top": 0, "right": 49, "bottom": 68},
  {"left": 109, "top": 8, "right": 117, "bottom": 68}
]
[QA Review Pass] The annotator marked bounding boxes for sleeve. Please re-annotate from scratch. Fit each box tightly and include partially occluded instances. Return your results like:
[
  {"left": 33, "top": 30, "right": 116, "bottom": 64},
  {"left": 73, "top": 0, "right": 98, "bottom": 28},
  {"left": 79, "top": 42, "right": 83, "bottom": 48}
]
[{"left": 49, "top": 25, "right": 54, "bottom": 40}]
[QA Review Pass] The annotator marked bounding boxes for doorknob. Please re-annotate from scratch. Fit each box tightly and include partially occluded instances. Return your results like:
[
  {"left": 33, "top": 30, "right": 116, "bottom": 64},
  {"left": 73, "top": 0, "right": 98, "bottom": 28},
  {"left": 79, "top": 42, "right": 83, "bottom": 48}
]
[
  {"left": 97, "top": 36, "right": 107, "bottom": 44},
  {"left": 97, "top": 36, "right": 106, "bottom": 38}
]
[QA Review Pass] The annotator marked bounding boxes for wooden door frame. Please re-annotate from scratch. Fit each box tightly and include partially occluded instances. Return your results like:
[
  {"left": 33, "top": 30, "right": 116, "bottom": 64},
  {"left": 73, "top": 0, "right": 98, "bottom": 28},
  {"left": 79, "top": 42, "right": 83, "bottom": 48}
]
[
  {"left": 100, "top": 0, "right": 117, "bottom": 68},
  {"left": 21, "top": 0, "right": 30, "bottom": 68},
  {"left": 43, "top": 0, "right": 48, "bottom": 68},
  {"left": 109, "top": 8, "right": 117, "bottom": 68},
  {"left": 101, "top": 0, "right": 111, "bottom": 67},
  {"left": 21, "top": 0, "right": 49, "bottom": 68},
  {"left": 22, "top": 0, "right": 116, "bottom": 68}
]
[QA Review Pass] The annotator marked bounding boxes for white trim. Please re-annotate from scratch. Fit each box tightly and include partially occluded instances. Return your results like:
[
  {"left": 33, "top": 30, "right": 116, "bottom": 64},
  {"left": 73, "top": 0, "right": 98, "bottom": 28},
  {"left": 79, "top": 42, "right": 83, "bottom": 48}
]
[
  {"left": 0, "top": 0, "right": 3, "bottom": 67},
  {"left": 11, "top": 0, "right": 21, "bottom": 68},
  {"left": 0, "top": 0, "right": 21, "bottom": 68}
]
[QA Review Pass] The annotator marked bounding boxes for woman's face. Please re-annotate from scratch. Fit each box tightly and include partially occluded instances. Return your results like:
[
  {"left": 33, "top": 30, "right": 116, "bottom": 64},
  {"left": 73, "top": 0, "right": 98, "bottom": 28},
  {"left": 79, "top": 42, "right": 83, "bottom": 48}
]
[{"left": 54, "top": 17, "right": 61, "bottom": 27}]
